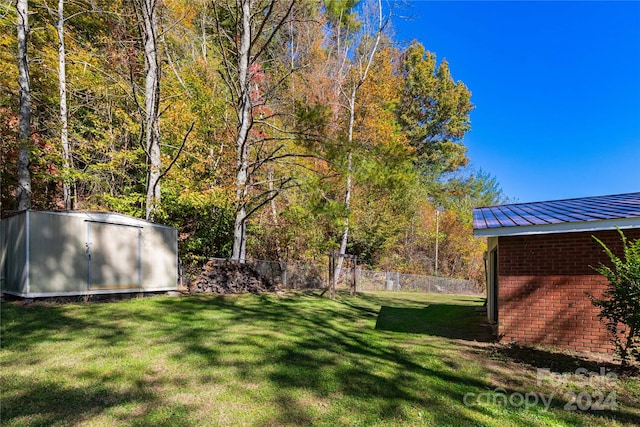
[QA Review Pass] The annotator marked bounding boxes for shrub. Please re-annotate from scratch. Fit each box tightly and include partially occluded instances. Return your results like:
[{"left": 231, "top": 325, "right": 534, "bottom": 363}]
[{"left": 589, "top": 230, "right": 640, "bottom": 367}]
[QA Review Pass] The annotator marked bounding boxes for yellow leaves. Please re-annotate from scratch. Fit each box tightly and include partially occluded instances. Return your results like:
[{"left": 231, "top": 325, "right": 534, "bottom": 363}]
[
  {"left": 163, "top": 0, "right": 199, "bottom": 30},
  {"left": 177, "top": 186, "right": 215, "bottom": 208},
  {"left": 352, "top": 47, "right": 410, "bottom": 151},
  {"left": 0, "top": 21, "right": 17, "bottom": 93},
  {"left": 0, "top": 0, "right": 489, "bottom": 279}
]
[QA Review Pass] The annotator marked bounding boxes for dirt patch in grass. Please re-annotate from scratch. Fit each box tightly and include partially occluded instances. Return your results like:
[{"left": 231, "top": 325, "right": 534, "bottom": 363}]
[{"left": 491, "top": 343, "right": 639, "bottom": 377}]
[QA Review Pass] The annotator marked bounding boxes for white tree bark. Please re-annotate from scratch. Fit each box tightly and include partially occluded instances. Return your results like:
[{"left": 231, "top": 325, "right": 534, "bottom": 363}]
[
  {"left": 212, "top": 0, "right": 295, "bottom": 261},
  {"left": 16, "top": 0, "right": 31, "bottom": 211},
  {"left": 231, "top": 0, "right": 252, "bottom": 262},
  {"left": 201, "top": 4, "right": 207, "bottom": 64},
  {"left": 333, "top": 0, "right": 385, "bottom": 285},
  {"left": 138, "top": 0, "right": 161, "bottom": 221},
  {"left": 57, "top": 0, "right": 72, "bottom": 209}
]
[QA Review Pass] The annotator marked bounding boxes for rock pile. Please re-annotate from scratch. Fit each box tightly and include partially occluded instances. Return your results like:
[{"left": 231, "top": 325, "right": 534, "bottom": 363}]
[{"left": 190, "top": 259, "right": 279, "bottom": 294}]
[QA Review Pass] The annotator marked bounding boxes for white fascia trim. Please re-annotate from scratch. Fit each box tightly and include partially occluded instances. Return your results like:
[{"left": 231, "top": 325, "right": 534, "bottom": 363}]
[{"left": 473, "top": 217, "right": 640, "bottom": 238}]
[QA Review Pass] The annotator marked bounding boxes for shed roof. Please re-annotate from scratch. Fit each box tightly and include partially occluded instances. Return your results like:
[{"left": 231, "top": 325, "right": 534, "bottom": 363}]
[
  {"left": 2, "top": 209, "right": 175, "bottom": 229},
  {"left": 473, "top": 192, "right": 640, "bottom": 237}
]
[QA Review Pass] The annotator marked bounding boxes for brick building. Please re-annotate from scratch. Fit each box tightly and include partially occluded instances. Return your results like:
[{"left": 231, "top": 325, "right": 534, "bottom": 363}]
[{"left": 473, "top": 192, "right": 640, "bottom": 353}]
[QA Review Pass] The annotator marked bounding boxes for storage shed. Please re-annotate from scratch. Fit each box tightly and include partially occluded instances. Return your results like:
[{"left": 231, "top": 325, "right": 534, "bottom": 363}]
[
  {"left": 473, "top": 192, "right": 640, "bottom": 353},
  {"left": 0, "top": 210, "right": 178, "bottom": 298}
]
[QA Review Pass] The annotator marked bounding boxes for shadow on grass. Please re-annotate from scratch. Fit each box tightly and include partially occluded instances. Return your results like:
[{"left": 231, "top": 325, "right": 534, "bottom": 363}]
[
  {"left": 148, "top": 292, "right": 498, "bottom": 425},
  {"left": 0, "top": 302, "right": 136, "bottom": 355},
  {"left": 1, "top": 377, "right": 193, "bottom": 427},
  {"left": 3, "top": 292, "right": 639, "bottom": 426},
  {"left": 375, "top": 304, "right": 494, "bottom": 342},
  {"left": 0, "top": 301, "right": 197, "bottom": 426}
]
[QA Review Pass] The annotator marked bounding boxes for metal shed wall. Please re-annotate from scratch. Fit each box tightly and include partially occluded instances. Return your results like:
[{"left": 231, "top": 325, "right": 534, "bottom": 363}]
[
  {"left": 1, "top": 211, "right": 177, "bottom": 297},
  {"left": 29, "top": 211, "right": 88, "bottom": 294},
  {"left": 1, "top": 214, "right": 27, "bottom": 293},
  {"left": 141, "top": 224, "right": 178, "bottom": 287}
]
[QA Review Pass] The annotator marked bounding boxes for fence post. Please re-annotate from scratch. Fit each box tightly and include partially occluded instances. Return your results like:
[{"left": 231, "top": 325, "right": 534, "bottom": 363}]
[
  {"left": 351, "top": 256, "right": 357, "bottom": 296},
  {"left": 282, "top": 262, "right": 288, "bottom": 289},
  {"left": 329, "top": 252, "right": 334, "bottom": 299}
]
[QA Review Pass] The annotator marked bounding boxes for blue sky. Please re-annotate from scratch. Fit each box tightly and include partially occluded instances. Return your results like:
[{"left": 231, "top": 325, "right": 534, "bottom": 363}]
[{"left": 391, "top": 1, "right": 640, "bottom": 204}]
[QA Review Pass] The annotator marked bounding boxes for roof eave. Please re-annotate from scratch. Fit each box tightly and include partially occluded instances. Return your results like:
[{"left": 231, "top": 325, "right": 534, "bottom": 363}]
[{"left": 473, "top": 217, "right": 640, "bottom": 238}]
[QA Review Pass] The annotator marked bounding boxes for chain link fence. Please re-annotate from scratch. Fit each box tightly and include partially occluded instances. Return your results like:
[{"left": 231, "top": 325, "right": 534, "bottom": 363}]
[
  {"left": 249, "top": 259, "right": 326, "bottom": 290},
  {"left": 355, "top": 269, "right": 480, "bottom": 294},
  {"left": 237, "top": 259, "right": 481, "bottom": 295}
]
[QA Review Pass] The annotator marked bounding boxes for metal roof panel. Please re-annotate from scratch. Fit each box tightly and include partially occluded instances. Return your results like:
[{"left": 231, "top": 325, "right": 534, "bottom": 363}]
[{"left": 473, "top": 192, "right": 640, "bottom": 234}]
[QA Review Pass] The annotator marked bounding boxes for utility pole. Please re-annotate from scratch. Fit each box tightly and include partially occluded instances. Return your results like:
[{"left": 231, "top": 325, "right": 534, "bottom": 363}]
[{"left": 435, "top": 205, "right": 444, "bottom": 276}]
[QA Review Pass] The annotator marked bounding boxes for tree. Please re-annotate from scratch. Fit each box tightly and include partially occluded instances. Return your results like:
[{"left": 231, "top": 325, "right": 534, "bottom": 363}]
[
  {"left": 212, "top": 0, "right": 297, "bottom": 261},
  {"left": 54, "top": 0, "right": 71, "bottom": 209},
  {"left": 133, "top": 0, "right": 162, "bottom": 220},
  {"left": 0, "top": 0, "right": 501, "bottom": 282},
  {"left": 327, "top": 0, "right": 390, "bottom": 284},
  {"left": 590, "top": 230, "right": 640, "bottom": 367},
  {"left": 397, "top": 41, "right": 473, "bottom": 177},
  {"left": 53, "top": 0, "right": 144, "bottom": 214},
  {"left": 345, "top": 46, "right": 416, "bottom": 267},
  {"left": 16, "top": 0, "right": 31, "bottom": 210},
  {"left": 246, "top": 2, "right": 333, "bottom": 262}
]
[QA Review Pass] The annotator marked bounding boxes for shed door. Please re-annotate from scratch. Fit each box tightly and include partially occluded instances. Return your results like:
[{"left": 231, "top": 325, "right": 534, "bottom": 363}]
[{"left": 87, "top": 222, "right": 141, "bottom": 289}]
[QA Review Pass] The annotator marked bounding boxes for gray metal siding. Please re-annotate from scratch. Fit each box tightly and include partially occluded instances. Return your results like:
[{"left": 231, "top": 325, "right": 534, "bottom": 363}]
[
  {"left": 141, "top": 225, "right": 178, "bottom": 288},
  {"left": 29, "top": 211, "right": 88, "bottom": 294},
  {"left": 88, "top": 221, "right": 141, "bottom": 289},
  {"left": 2, "top": 211, "right": 178, "bottom": 297},
  {"left": 1, "top": 214, "right": 28, "bottom": 293}
]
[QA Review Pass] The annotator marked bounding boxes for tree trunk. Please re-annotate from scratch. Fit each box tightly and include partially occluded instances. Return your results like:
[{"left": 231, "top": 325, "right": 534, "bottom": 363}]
[
  {"left": 201, "top": 4, "right": 207, "bottom": 64},
  {"left": 214, "top": 0, "right": 294, "bottom": 261},
  {"left": 17, "top": 0, "right": 31, "bottom": 211},
  {"left": 333, "top": 0, "right": 384, "bottom": 284},
  {"left": 334, "top": 92, "right": 355, "bottom": 284},
  {"left": 139, "top": 0, "right": 161, "bottom": 221},
  {"left": 57, "top": 0, "right": 72, "bottom": 210},
  {"left": 231, "top": 0, "right": 252, "bottom": 262}
]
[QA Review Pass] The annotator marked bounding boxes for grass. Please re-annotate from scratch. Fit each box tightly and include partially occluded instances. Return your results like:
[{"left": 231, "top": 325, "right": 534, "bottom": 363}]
[{"left": 1, "top": 291, "right": 638, "bottom": 426}]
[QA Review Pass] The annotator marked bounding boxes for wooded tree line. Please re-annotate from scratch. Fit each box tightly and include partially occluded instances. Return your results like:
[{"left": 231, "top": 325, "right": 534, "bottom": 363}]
[{"left": 0, "top": 0, "right": 506, "bottom": 283}]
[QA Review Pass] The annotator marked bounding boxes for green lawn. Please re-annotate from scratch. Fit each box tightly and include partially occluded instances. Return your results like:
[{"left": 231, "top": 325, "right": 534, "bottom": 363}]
[{"left": 1, "top": 291, "right": 638, "bottom": 426}]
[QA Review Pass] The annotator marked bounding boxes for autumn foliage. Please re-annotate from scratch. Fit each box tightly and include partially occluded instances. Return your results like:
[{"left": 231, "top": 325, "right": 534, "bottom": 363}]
[{"left": 0, "top": 0, "right": 506, "bottom": 285}]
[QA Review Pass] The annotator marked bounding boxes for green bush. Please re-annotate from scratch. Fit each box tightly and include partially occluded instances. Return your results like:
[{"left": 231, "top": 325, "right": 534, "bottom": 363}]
[{"left": 590, "top": 230, "right": 640, "bottom": 367}]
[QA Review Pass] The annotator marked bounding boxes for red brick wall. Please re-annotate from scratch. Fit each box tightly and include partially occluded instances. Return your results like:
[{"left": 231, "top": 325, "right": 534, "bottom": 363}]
[{"left": 497, "top": 228, "right": 640, "bottom": 353}]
